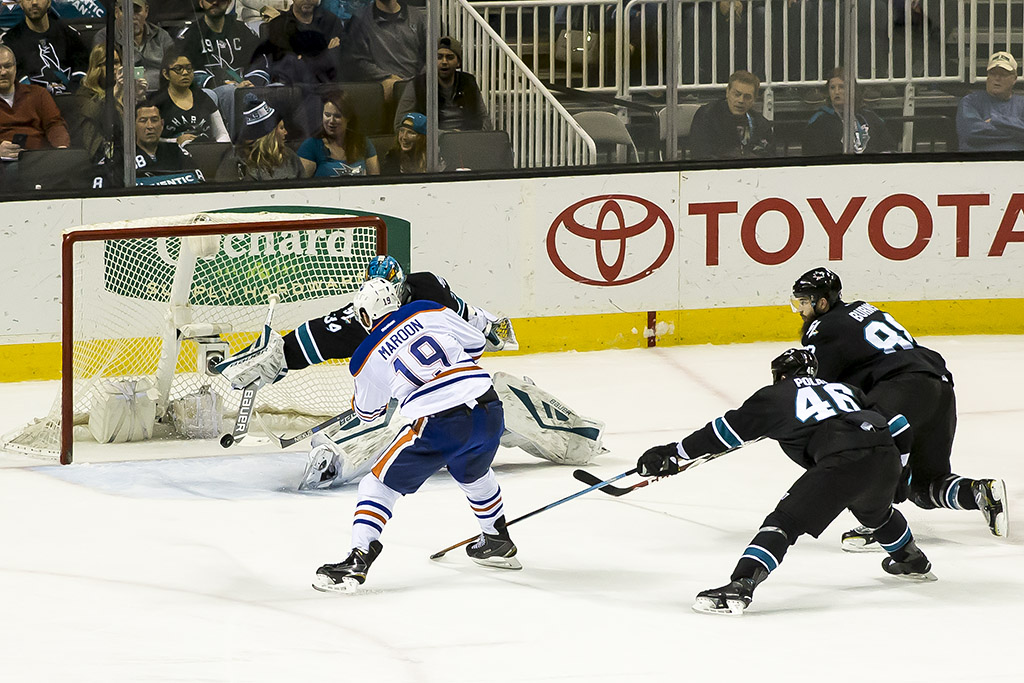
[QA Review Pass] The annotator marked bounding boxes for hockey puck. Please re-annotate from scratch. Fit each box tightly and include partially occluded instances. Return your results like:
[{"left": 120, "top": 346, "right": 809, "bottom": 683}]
[{"left": 220, "top": 433, "right": 234, "bottom": 448}]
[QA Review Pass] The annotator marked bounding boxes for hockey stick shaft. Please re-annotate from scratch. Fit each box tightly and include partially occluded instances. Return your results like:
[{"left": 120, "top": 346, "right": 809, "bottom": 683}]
[
  {"left": 574, "top": 451, "right": 730, "bottom": 497},
  {"left": 429, "top": 467, "right": 639, "bottom": 560},
  {"left": 258, "top": 408, "right": 360, "bottom": 449},
  {"left": 222, "top": 295, "right": 280, "bottom": 448}
]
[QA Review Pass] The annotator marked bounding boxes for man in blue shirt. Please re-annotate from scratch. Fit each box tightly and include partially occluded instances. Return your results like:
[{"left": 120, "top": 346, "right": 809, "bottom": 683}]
[{"left": 956, "top": 51, "right": 1024, "bottom": 152}]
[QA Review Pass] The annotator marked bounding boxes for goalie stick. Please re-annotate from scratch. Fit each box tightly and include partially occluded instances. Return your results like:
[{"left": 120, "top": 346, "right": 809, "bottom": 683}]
[
  {"left": 573, "top": 450, "right": 733, "bottom": 496},
  {"left": 220, "top": 294, "right": 280, "bottom": 448},
  {"left": 429, "top": 467, "right": 639, "bottom": 560},
  {"left": 255, "top": 407, "right": 361, "bottom": 449}
]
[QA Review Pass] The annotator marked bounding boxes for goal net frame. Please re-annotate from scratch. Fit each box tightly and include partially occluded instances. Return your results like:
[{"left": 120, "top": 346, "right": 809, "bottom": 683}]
[{"left": 12, "top": 213, "right": 387, "bottom": 465}]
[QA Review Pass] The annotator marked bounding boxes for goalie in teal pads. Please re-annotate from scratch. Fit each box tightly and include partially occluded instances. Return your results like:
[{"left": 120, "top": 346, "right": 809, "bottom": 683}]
[{"left": 215, "top": 255, "right": 606, "bottom": 490}]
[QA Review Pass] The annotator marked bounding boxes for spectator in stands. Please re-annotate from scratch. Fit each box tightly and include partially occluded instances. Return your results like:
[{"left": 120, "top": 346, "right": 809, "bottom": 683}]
[
  {"left": 178, "top": 0, "right": 271, "bottom": 139},
  {"left": 321, "top": 0, "right": 373, "bottom": 26},
  {"left": 229, "top": 90, "right": 303, "bottom": 180},
  {"left": 133, "top": 99, "right": 202, "bottom": 179},
  {"left": 1, "top": 0, "right": 88, "bottom": 95},
  {"left": 956, "top": 51, "right": 1024, "bottom": 153},
  {"left": 380, "top": 110, "right": 426, "bottom": 174},
  {"left": 393, "top": 36, "right": 488, "bottom": 132},
  {"left": 802, "top": 67, "right": 895, "bottom": 155},
  {"left": 689, "top": 70, "right": 774, "bottom": 160},
  {"left": 77, "top": 44, "right": 146, "bottom": 162},
  {"left": 345, "top": 0, "right": 427, "bottom": 103},
  {"left": 256, "top": 0, "right": 347, "bottom": 85},
  {"left": 92, "top": 0, "right": 174, "bottom": 94},
  {"left": 298, "top": 87, "right": 379, "bottom": 177},
  {"left": 236, "top": 0, "right": 291, "bottom": 34},
  {"left": 152, "top": 50, "right": 231, "bottom": 146},
  {"left": 0, "top": 42, "right": 69, "bottom": 164}
]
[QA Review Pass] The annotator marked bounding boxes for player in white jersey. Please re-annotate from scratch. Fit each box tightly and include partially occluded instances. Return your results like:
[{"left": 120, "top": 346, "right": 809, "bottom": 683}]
[{"left": 312, "top": 279, "right": 521, "bottom": 593}]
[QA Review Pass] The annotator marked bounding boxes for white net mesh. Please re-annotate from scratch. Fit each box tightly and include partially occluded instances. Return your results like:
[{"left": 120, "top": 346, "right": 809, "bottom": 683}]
[{"left": 1, "top": 212, "right": 384, "bottom": 459}]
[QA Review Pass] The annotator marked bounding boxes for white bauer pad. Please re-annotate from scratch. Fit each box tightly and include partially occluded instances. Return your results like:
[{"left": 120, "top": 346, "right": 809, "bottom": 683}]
[
  {"left": 298, "top": 401, "right": 403, "bottom": 490},
  {"left": 493, "top": 372, "right": 606, "bottom": 465},
  {"left": 87, "top": 378, "right": 159, "bottom": 444},
  {"left": 169, "top": 387, "right": 225, "bottom": 439}
]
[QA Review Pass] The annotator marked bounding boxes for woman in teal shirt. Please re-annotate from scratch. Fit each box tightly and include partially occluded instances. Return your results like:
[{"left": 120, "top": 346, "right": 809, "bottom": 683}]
[{"left": 298, "top": 89, "right": 379, "bottom": 177}]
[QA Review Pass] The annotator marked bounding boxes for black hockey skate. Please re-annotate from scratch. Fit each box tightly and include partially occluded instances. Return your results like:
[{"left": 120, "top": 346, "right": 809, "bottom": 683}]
[
  {"left": 312, "top": 541, "right": 383, "bottom": 593},
  {"left": 972, "top": 479, "right": 1009, "bottom": 538},
  {"left": 466, "top": 518, "right": 521, "bottom": 570},
  {"left": 841, "top": 525, "right": 883, "bottom": 553},
  {"left": 881, "top": 541, "right": 936, "bottom": 582},
  {"left": 692, "top": 578, "right": 757, "bottom": 616}
]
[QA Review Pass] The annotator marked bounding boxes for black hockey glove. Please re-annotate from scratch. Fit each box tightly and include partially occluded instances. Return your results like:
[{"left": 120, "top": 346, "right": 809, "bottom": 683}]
[{"left": 637, "top": 443, "right": 684, "bottom": 477}]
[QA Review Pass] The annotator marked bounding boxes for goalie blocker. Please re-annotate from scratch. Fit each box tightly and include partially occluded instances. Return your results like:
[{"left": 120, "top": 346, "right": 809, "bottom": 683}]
[{"left": 298, "top": 372, "right": 606, "bottom": 490}]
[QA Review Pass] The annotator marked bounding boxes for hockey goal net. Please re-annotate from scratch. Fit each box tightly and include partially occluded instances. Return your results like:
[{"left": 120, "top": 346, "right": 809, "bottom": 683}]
[{"left": 1, "top": 212, "right": 386, "bottom": 464}]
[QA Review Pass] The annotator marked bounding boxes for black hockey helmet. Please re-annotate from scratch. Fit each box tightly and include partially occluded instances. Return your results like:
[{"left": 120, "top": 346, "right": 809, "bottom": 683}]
[
  {"left": 771, "top": 348, "right": 818, "bottom": 384},
  {"left": 792, "top": 267, "right": 842, "bottom": 308}
]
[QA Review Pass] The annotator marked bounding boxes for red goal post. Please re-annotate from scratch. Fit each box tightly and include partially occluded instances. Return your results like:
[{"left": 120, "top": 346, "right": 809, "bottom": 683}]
[{"left": 3, "top": 212, "right": 387, "bottom": 464}]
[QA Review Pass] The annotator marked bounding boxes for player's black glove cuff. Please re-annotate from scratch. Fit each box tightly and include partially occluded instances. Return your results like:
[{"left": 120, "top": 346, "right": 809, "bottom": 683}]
[{"left": 637, "top": 443, "right": 683, "bottom": 477}]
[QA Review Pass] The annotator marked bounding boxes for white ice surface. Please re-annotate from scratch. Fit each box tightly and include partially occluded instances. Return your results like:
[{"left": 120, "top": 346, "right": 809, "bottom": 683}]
[{"left": 1, "top": 338, "right": 1022, "bottom": 683}]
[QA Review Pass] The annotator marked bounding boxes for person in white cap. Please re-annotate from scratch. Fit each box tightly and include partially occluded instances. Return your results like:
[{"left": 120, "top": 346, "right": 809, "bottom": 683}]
[{"left": 956, "top": 50, "right": 1024, "bottom": 152}]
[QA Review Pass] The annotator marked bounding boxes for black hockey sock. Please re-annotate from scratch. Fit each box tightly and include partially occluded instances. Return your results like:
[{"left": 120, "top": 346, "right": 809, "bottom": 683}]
[
  {"left": 870, "top": 508, "right": 916, "bottom": 554},
  {"left": 730, "top": 526, "right": 790, "bottom": 584},
  {"left": 927, "top": 474, "right": 979, "bottom": 511}
]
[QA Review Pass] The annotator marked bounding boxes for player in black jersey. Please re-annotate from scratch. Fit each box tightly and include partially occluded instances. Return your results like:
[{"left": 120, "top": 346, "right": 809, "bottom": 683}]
[
  {"left": 791, "top": 268, "right": 1008, "bottom": 547},
  {"left": 281, "top": 255, "right": 513, "bottom": 372},
  {"left": 638, "top": 349, "right": 935, "bottom": 616}
]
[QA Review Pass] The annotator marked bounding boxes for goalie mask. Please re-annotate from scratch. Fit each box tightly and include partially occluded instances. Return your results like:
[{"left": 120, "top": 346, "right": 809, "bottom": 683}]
[
  {"left": 366, "top": 255, "right": 406, "bottom": 290},
  {"left": 353, "top": 278, "right": 400, "bottom": 331},
  {"left": 771, "top": 348, "right": 818, "bottom": 384}
]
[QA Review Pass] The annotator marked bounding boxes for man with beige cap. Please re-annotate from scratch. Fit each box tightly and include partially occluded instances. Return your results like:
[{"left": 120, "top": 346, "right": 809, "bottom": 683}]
[{"left": 956, "top": 50, "right": 1024, "bottom": 152}]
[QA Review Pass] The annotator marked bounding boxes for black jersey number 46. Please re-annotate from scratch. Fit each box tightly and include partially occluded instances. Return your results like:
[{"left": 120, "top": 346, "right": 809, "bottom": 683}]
[{"left": 795, "top": 381, "right": 862, "bottom": 424}]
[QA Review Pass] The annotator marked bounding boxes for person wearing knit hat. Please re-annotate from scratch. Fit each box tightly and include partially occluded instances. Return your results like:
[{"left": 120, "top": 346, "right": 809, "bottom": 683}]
[
  {"left": 956, "top": 50, "right": 1024, "bottom": 152},
  {"left": 381, "top": 111, "right": 428, "bottom": 175},
  {"left": 234, "top": 91, "right": 304, "bottom": 180},
  {"left": 393, "top": 35, "right": 489, "bottom": 132}
]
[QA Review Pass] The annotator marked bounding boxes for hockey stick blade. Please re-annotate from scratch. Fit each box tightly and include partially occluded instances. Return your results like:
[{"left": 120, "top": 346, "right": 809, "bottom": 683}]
[
  {"left": 572, "top": 469, "right": 649, "bottom": 496},
  {"left": 574, "top": 452, "right": 730, "bottom": 495},
  {"left": 257, "top": 408, "right": 361, "bottom": 449}
]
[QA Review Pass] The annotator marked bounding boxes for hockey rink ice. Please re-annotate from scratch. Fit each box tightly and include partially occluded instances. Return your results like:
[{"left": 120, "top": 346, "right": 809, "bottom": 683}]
[{"left": 1, "top": 337, "right": 1021, "bottom": 683}]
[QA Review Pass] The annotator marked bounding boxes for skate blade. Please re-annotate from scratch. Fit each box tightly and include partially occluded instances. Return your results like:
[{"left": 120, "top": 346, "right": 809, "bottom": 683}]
[
  {"left": 311, "top": 575, "right": 362, "bottom": 593},
  {"left": 470, "top": 555, "right": 523, "bottom": 571},
  {"left": 841, "top": 539, "right": 885, "bottom": 553},
  {"left": 692, "top": 597, "right": 746, "bottom": 616},
  {"left": 991, "top": 480, "right": 1009, "bottom": 538},
  {"left": 890, "top": 570, "right": 938, "bottom": 583}
]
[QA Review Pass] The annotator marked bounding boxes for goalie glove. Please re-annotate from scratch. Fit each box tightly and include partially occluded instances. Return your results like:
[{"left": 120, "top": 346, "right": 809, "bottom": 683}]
[
  {"left": 637, "top": 442, "right": 693, "bottom": 477},
  {"left": 214, "top": 326, "right": 287, "bottom": 390},
  {"left": 484, "top": 317, "right": 519, "bottom": 352}
]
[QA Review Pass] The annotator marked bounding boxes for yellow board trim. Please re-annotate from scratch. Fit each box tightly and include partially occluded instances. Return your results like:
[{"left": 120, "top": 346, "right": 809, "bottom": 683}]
[{"left": 3, "top": 299, "right": 1022, "bottom": 381}]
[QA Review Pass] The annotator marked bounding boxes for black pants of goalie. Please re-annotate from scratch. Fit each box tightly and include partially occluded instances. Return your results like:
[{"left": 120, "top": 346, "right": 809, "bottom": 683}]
[{"left": 695, "top": 447, "right": 933, "bottom": 615}]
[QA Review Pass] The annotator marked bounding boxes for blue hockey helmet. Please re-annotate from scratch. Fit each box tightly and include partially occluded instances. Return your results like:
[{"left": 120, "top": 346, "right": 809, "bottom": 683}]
[
  {"left": 365, "top": 255, "right": 406, "bottom": 288},
  {"left": 771, "top": 348, "right": 818, "bottom": 384}
]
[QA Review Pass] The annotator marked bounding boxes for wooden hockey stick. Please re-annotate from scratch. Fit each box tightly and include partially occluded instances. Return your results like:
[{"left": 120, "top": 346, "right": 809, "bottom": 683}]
[
  {"left": 220, "top": 294, "right": 280, "bottom": 448},
  {"left": 574, "top": 451, "right": 731, "bottom": 496},
  {"left": 429, "top": 467, "right": 639, "bottom": 560}
]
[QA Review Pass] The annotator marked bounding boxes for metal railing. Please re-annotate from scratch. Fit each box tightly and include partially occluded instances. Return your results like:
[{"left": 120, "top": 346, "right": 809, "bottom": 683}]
[{"left": 443, "top": 0, "right": 598, "bottom": 167}]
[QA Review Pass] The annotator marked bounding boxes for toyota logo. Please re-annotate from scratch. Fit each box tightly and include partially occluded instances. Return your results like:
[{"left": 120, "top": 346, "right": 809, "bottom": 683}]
[{"left": 547, "top": 195, "right": 674, "bottom": 286}]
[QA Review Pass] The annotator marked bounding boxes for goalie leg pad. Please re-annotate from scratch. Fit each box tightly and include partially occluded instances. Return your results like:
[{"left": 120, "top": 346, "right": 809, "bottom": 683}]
[
  {"left": 298, "top": 401, "right": 405, "bottom": 490},
  {"left": 88, "top": 379, "right": 158, "bottom": 444},
  {"left": 492, "top": 372, "right": 606, "bottom": 465}
]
